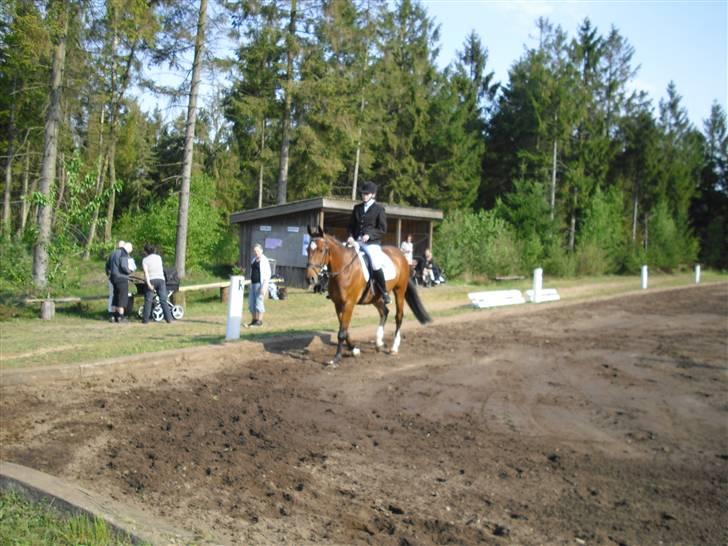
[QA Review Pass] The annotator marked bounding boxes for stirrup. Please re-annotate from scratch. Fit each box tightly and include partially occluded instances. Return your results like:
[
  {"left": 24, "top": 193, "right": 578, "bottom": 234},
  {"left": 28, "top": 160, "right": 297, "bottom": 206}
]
[{"left": 381, "top": 291, "right": 391, "bottom": 304}]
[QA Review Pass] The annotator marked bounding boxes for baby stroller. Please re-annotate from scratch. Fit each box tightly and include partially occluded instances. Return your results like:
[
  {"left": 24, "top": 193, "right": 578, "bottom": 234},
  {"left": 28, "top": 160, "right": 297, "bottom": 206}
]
[{"left": 134, "top": 268, "right": 185, "bottom": 321}]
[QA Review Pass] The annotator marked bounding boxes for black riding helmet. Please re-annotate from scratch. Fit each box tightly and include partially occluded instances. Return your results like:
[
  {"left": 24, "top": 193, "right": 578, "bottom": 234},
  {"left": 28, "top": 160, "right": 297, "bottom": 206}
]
[{"left": 359, "top": 181, "right": 377, "bottom": 195}]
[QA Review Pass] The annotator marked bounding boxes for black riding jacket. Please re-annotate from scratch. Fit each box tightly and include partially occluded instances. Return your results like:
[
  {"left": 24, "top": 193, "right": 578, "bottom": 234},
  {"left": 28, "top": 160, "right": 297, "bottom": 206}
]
[{"left": 348, "top": 201, "right": 387, "bottom": 244}]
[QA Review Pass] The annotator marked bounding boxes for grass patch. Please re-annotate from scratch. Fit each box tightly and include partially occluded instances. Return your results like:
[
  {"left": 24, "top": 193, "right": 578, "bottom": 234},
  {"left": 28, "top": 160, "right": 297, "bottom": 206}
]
[
  {"left": 1, "top": 269, "right": 725, "bottom": 370},
  {"left": 0, "top": 490, "right": 146, "bottom": 546}
]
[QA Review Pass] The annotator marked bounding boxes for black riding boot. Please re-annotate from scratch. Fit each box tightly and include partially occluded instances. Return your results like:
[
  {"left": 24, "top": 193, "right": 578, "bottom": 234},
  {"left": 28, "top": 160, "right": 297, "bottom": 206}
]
[{"left": 373, "top": 269, "right": 391, "bottom": 304}]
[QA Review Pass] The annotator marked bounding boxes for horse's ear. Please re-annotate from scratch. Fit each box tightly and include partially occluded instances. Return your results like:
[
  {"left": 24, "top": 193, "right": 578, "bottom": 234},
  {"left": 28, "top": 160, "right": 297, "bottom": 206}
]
[
  {"left": 307, "top": 225, "right": 316, "bottom": 237},
  {"left": 318, "top": 224, "right": 324, "bottom": 236}
]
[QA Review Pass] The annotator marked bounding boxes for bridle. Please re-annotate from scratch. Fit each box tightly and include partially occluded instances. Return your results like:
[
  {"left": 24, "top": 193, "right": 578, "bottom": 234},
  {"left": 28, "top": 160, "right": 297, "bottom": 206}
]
[
  {"left": 306, "top": 239, "right": 330, "bottom": 274},
  {"left": 306, "top": 236, "right": 359, "bottom": 278}
]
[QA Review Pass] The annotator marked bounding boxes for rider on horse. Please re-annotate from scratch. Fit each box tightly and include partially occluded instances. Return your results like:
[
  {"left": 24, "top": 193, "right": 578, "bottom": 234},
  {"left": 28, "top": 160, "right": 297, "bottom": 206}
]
[{"left": 347, "top": 181, "right": 391, "bottom": 305}]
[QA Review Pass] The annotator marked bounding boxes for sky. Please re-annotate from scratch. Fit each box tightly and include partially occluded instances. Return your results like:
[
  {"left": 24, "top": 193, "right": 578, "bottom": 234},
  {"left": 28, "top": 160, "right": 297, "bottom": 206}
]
[
  {"left": 143, "top": 0, "right": 727, "bottom": 130},
  {"left": 422, "top": 0, "right": 727, "bottom": 128}
]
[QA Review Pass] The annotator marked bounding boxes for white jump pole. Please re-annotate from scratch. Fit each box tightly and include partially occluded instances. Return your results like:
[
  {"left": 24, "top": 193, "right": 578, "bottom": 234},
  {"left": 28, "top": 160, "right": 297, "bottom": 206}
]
[
  {"left": 225, "top": 275, "right": 246, "bottom": 340},
  {"left": 695, "top": 264, "right": 701, "bottom": 284},
  {"left": 641, "top": 265, "right": 648, "bottom": 290},
  {"left": 533, "top": 267, "right": 543, "bottom": 303}
]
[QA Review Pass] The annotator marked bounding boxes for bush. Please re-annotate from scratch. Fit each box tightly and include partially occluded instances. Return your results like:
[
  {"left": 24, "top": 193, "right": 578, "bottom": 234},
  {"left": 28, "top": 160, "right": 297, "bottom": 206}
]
[
  {"left": 0, "top": 239, "right": 33, "bottom": 292},
  {"left": 435, "top": 209, "right": 523, "bottom": 280},
  {"left": 576, "top": 186, "right": 627, "bottom": 275},
  {"left": 114, "top": 175, "right": 234, "bottom": 272},
  {"left": 647, "top": 200, "right": 698, "bottom": 271},
  {"left": 543, "top": 239, "right": 576, "bottom": 277}
]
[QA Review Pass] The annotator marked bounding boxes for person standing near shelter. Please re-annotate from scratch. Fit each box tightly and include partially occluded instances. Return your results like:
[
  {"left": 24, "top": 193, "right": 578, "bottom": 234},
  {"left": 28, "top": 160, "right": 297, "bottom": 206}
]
[
  {"left": 400, "top": 233, "right": 415, "bottom": 267},
  {"left": 347, "top": 181, "right": 390, "bottom": 304},
  {"left": 141, "top": 243, "right": 172, "bottom": 324},
  {"left": 106, "top": 241, "right": 133, "bottom": 322},
  {"left": 248, "top": 243, "right": 271, "bottom": 327}
]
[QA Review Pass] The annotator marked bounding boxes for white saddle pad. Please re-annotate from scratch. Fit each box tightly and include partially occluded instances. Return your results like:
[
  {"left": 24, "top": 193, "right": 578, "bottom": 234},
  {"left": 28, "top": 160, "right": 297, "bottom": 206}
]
[{"left": 357, "top": 252, "right": 397, "bottom": 282}]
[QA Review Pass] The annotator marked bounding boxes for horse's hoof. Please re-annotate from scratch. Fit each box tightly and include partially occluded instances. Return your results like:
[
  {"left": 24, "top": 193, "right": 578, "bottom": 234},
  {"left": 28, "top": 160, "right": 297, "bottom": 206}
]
[
  {"left": 351, "top": 347, "right": 360, "bottom": 357},
  {"left": 389, "top": 350, "right": 398, "bottom": 356},
  {"left": 326, "top": 359, "right": 339, "bottom": 369},
  {"left": 375, "top": 344, "right": 385, "bottom": 353}
]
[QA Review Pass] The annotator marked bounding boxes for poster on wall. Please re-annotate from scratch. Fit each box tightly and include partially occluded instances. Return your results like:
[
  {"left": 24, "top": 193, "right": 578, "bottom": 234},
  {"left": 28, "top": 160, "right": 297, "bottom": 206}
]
[
  {"left": 265, "top": 237, "right": 283, "bottom": 250},
  {"left": 302, "top": 234, "right": 310, "bottom": 256}
]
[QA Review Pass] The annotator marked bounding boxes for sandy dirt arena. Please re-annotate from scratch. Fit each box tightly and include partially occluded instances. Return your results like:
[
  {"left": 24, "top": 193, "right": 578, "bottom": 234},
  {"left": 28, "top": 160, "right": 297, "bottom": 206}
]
[{"left": 1, "top": 284, "right": 727, "bottom": 545}]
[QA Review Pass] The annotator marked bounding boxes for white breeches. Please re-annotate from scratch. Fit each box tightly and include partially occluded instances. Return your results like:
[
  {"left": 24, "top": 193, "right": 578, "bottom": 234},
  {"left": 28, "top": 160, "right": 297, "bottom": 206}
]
[{"left": 359, "top": 242, "right": 386, "bottom": 270}]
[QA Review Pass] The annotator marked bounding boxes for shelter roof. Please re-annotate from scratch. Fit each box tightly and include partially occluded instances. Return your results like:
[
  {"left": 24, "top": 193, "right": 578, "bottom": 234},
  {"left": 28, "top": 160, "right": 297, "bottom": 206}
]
[{"left": 230, "top": 197, "right": 443, "bottom": 224}]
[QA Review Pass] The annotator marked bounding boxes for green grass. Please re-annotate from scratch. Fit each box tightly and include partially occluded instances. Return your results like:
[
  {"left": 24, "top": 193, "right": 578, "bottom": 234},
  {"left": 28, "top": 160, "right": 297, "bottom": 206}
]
[
  {"left": 0, "top": 490, "right": 146, "bottom": 546},
  {"left": 1, "top": 265, "right": 725, "bottom": 370}
]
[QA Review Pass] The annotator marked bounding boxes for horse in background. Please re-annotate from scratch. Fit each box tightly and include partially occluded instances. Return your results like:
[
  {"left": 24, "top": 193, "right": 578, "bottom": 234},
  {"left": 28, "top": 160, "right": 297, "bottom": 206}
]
[{"left": 306, "top": 226, "right": 432, "bottom": 366}]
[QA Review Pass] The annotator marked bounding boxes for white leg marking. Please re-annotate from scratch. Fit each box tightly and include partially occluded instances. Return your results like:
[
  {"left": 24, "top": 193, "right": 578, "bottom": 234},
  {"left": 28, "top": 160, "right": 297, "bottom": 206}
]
[
  {"left": 352, "top": 347, "right": 361, "bottom": 356},
  {"left": 391, "top": 331, "right": 401, "bottom": 354},
  {"left": 376, "top": 325, "right": 385, "bottom": 348}
]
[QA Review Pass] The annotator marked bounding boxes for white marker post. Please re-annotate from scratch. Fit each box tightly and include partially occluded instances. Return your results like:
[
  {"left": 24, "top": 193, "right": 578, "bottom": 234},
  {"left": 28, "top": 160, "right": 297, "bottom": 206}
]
[
  {"left": 225, "top": 275, "right": 246, "bottom": 340},
  {"left": 641, "top": 265, "right": 648, "bottom": 290},
  {"left": 532, "top": 267, "right": 543, "bottom": 303},
  {"left": 695, "top": 264, "right": 701, "bottom": 284}
]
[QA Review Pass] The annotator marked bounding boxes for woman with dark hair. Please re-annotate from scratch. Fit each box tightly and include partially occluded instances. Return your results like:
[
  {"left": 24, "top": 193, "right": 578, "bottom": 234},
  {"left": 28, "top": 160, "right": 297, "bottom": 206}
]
[{"left": 141, "top": 243, "right": 172, "bottom": 323}]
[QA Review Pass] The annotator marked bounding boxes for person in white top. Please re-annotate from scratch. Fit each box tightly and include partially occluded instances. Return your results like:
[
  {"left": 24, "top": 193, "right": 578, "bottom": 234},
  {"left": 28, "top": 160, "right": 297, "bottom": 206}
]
[
  {"left": 141, "top": 243, "right": 172, "bottom": 323},
  {"left": 400, "top": 234, "right": 415, "bottom": 266},
  {"left": 248, "top": 243, "right": 272, "bottom": 327}
]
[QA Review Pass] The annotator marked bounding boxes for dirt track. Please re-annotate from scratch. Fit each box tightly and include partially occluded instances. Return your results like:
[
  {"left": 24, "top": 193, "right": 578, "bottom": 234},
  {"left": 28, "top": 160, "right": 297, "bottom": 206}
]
[{"left": 1, "top": 284, "right": 727, "bottom": 545}]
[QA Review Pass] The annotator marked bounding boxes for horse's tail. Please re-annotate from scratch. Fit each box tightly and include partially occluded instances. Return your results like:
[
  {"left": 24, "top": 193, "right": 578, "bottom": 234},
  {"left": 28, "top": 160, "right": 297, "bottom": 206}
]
[{"left": 405, "top": 278, "right": 432, "bottom": 324}]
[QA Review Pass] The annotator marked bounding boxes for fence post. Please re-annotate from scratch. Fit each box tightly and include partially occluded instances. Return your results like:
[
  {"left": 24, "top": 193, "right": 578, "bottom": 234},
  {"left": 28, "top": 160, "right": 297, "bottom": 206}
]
[
  {"left": 225, "top": 275, "right": 246, "bottom": 340},
  {"left": 641, "top": 265, "right": 648, "bottom": 290},
  {"left": 533, "top": 267, "right": 543, "bottom": 303},
  {"left": 695, "top": 264, "right": 701, "bottom": 284}
]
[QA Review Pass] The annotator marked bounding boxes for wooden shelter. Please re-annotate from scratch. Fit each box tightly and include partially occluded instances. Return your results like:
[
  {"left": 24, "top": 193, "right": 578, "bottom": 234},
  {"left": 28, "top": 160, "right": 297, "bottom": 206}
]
[{"left": 230, "top": 197, "right": 444, "bottom": 288}]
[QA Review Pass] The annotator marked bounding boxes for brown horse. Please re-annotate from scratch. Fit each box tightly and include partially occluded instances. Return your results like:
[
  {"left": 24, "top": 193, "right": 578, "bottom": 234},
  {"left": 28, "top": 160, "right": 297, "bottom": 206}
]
[{"left": 306, "top": 226, "right": 432, "bottom": 366}]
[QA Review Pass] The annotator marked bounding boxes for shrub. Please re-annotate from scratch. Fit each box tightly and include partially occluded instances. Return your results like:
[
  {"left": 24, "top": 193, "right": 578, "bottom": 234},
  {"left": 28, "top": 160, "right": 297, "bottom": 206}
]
[
  {"left": 576, "top": 186, "right": 627, "bottom": 275},
  {"left": 0, "top": 239, "right": 33, "bottom": 291},
  {"left": 114, "top": 175, "right": 232, "bottom": 272},
  {"left": 435, "top": 209, "right": 523, "bottom": 280},
  {"left": 646, "top": 200, "right": 698, "bottom": 271}
]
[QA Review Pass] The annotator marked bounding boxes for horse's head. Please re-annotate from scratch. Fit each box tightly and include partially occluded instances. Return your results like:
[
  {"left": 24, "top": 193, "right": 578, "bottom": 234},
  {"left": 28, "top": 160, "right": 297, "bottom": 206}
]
[{"left": 306, "top": 225, "right": 329, "bottom": 287}]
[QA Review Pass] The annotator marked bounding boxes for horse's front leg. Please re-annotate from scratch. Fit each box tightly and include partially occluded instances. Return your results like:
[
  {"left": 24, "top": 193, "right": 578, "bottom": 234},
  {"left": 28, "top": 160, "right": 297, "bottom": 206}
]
[
  {"left": 331, "top": 302, "right": 356, "bottom": 366},
  {"left": 374, "top": 301, "right": 389, "bottom": 352}
]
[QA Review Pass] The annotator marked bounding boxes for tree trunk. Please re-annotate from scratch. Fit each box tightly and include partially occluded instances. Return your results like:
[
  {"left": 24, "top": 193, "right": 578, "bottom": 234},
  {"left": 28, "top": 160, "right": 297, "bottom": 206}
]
[
  {"left": 550, "top": 138, "right": 557, "bottom": 220},
  {"left": 568, "top": 187, "right": 577, "bottom": 252},
  {"left": 19, "top": 141, "right": 33, "bottom": 236},
  {"left": 175, "top": 0, "right": 207, "bottom": 279},
  {"left": 352, "top": 129, "right": 362, "bottom": 200},
  {"left": 104, "top": 183, "right": 115, "bottom": 243},
  {"left": 631, "top": 181, "right": 639, "bottom": 242},
  {"left": 258, "top": 120, "right": 265, "bottom": 209},
  {"left": 276, "top": 0, "right": 296, "bottom": 205},
  {"left": 84, "top": 108, "right": 107, "bottom": 259},
  {"left": 3, "top": 78, "right": 17, "bottom": 238},
  {"left": 33, "top": 8, "right": 68, "bottom": 290},
  {"left": 84, "top": 152, "right": 109, "bottom": 259},
  {"left": 52, "top": 152, "right": 66, "bottom": 228}
]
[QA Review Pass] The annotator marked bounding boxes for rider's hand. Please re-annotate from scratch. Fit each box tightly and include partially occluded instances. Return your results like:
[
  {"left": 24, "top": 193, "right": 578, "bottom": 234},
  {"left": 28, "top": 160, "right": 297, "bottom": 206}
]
[
  {"left": 361, "top": 234, "right": 369, "bottom": 242},
  {"left": 347, "top": 236, "right": 355, "bottom": 246}
]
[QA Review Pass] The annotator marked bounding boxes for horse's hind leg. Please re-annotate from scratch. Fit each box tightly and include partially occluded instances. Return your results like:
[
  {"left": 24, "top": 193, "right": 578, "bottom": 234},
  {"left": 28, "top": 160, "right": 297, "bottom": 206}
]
[
  {"left": 390, "top": 285, "right": 406, "bottom": 354},
  {"left": 374, "top": 301, "right": 389, "bottom": 351}
]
